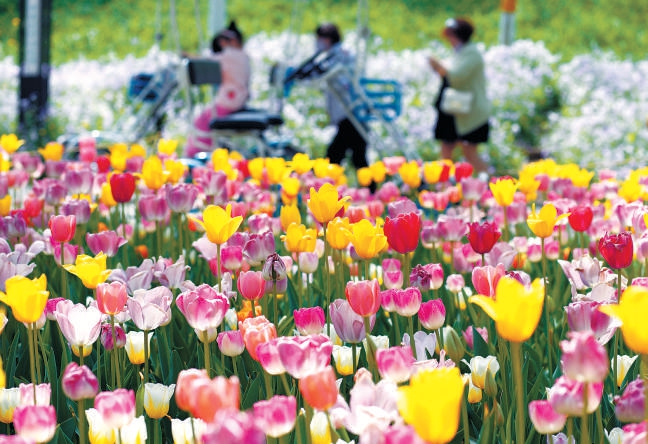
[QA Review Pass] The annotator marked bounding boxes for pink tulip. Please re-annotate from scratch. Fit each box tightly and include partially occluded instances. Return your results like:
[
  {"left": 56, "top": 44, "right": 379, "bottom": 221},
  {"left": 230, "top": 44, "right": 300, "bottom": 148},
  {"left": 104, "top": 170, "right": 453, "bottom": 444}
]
[
  {"left": 54, "top": 300, "right": 103, "bottom": 356},
  {"left": 564, "top": 300, "right": 617, "bottom": 345},
  {"left": 12, "top": 405, "right": 56, "bottom": 443},
  {"left": 126, "top": 286, "right": 173, "bottom": 331},
  {"left": 418, "top": 299, "right": 446, "bottom": 330},
  {"left": 528, "top": 400, "right": 567, "bottom": 434},
  {"left": 187, "top": 376, "right": 240, "bottom": 422},
  {"left": 138, "top": 193, "right": 169, "bottom": 222},
  {"left": 166, "top": 183, "right": 199, "bottom": 213},
  {"left": 253, "top": 395, "right": 297, "bottom": 438},
  {"left": 100, "top": 323, "right": 126, "bottom": 350},
  {"left": 445, "top": 273, "right": 465, "bottom": 293},
  {"left": 62, "top": 198, "right": 92, "bottom": 225},
  {"left": 345, "top": 279, "right": 381, "bottom": 317},
  {"left": 548, "top": 376, "right": 603, "bottom": 416},
  {"left": 237, "top": 270, "right": 266, "bottom": 301},
  {"left": 298, "top": 252, "right": 319, "bottom": 274},
  {"left": 220, "top": 245, "right": 243, "bottom": 272},
  {"left": 392, "top": 287, "right": 422, "bottom": 317},
  {"left": 48, "top": 214, "right": 76, "bottom": 243},
  {"left": 94, "top": 389, "right": 136, "bottom": 429},
  {"left": 409, "top": 263, "right": 444, "bottom": 291},
  {"left": 384, "top": 424, "right": 429, "bottom": 444},
  {"left": 0, "top": 435, "right": 34, "bottom": 443},
  {"left": 256, "top": 339, "right": 287, "bottom": 375},
  {"left": 176, "top": 284, "right": 230, "bottom": 339},
  {"left": 201, "top": 410, "right": 265, "bottom": 444},
  {"left": 615, "top": 378, "right": 645, "bottom": 424},
  {"left": 293, "top": 307, "right": 325, "bottom": 335},
  {"left": 463, "top": 326, "right": 488, "bottom": 350},
  {"left": 175, "top": 369, "right": 209, "bottom": 413},
  {"left": 85, "top": 230, "right": 127, "bottom": 257},
  {"left": 382, "top": 258, "right": 403, "bottom": 290},
  {"left": 560, "top": 331, "right": 609, "bottom": 383},
  {"left": 472, "top": 264, "right": 506, "bottom": 298},
  {"left": 622, "top": 421, "right": 647, "bottom": 444},
  {"left": 239, "top": 316, "right": 277, "bottom": 361},
  {"left": 61, "top": 362, "right": 99, "bottom": 401},
  {"left": 64, "top": 165, "right": 94, "bottom": 196},
  {"left": 329, "top": 299, "right": 374, "bottom": 344},
  {"left": 19, "top": 383, "right": 51, "bottom": 407},
  {"left": 52, "top": 242, "right": 79, "bottom": 266},
  {"left": 376, "top": 346, "right": 414, "bottom": 383},
  {"left": 44, "top": 297, "right": 65, "bottom": 321},
  {"left": 242, "top": 231, "right": 276, "bottom": 267},
  {"left": 217, "top": 330, "right": 245, "bottom": 357},
  {"left": 95, "top": 281, "right": 128, "bottom": 315},
  {"left": 381, "top": 289, "right": 398, "bottom": 312},
  {"left": 276, "top": 334, "right": 333, "bottom": 379}
]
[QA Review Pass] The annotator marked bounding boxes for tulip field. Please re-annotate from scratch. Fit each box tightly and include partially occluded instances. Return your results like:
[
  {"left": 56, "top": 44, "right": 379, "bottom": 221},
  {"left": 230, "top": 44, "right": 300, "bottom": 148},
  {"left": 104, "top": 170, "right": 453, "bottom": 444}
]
[
  {"left": 1, "top": 29, "right": 648, "bottom": 444},
  {"left": 1, "top": 129, "right": 648, "bottom": 444}
]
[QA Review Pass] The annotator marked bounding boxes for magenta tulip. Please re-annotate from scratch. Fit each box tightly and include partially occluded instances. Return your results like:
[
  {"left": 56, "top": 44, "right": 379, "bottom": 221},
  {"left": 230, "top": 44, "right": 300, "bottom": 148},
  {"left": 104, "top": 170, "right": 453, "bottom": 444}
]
[
  {"left": 238, "top": 270, "right": 266, "bottom": 301},
  {"left": 615, "top": 378, "right": 645, "bottom": 424},
  {"left": 253, "top": 395, "right": 297, "bottom": 438},
  {"left": 472, "top": 264, "right": 506, "bottom": 298},
  {"left": 376, "top": 345, "right": 414, "bottom": 383},
  {"left": 548, "top": 377, "right": 603, "bottom": 416},
  {"left": 61, "top": 362, "right": 99, "bottom": 401},
  {"left": 13, "top": 405, "right": 56, "bottom": 443},
  {"left": 85, "top": 230, "right": 127, "bottom": 257},
  {"left": 256, "top": 339, "right": 287, "bottom": 375},
  {"left": 276, "top": 334, "right": 333, "bottom": 379},
  {"left": 94, "top": 389, "right": 136, "bottom": 429},
  {"left": 293, "top": 307, "right": 325, "bottom": 335},
  {"left": 560, "top": 331, "right": 609, "bottom": 383},
  {"left": 418, "top": 299, "right": 446, "bottom": 331},
  {"left": 217, "top": 330, "right": 245, "bottom": 357},
  {"left": 392, "top": 287, "right": 422, "bottom": 317},
  {"left": 176, "top": 284, "right": 230, "bottom": 340},
  {"left": 48, "top": 215, "right": 76, "bottom": 243},
  {"left": 528, "top": 400, "right": 567, "bottom": 434}
]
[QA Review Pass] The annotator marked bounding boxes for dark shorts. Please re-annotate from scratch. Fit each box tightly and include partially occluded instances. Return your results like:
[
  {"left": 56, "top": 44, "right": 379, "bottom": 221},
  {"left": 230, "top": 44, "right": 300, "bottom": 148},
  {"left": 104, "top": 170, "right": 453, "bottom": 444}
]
[{"left": 434, "top": 110, "right": 490, "bottom": 144}]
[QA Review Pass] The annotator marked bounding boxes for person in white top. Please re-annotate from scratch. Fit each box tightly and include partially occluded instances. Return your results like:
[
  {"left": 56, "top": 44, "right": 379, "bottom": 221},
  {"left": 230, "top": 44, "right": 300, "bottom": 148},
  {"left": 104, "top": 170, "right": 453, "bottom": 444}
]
[{"left": 186, "top": 24, "right": 251, "bottom": 157}]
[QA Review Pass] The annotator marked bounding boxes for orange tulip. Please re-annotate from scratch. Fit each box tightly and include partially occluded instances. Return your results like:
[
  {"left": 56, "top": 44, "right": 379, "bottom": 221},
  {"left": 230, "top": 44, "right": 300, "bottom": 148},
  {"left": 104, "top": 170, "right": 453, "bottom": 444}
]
[{"left": 299, "top": 366, "right": 338, "bottom": 410}]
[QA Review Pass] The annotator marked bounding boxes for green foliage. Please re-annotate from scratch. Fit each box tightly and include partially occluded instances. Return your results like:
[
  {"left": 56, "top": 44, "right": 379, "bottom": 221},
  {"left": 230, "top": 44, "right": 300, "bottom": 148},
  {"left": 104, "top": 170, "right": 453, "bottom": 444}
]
[{"left": 1, "top": 0, "right": 647, "bottom": 63}]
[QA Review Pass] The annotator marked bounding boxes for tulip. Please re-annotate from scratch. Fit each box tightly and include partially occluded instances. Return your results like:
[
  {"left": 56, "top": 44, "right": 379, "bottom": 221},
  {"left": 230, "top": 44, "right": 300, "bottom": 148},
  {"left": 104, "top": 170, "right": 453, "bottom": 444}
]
[
  {"left": 548, "top": 377, "right": 604, "bottom": 416},
  {"left": 398, "top": 367, "right": 464, "bottom": 443},
  {"left": 331, "top": 345, "right": 357, "bottom": 376},
  {"left": 254, "top": 395, "right": 297, "bottom": 438},
  {"left": 276, "top": 334, "right": 333, "bottom": 379},
  {"left": 307, "top": 183, "right": 350, "bottom": 225},
  {"left": 598, "top": 231, "right": 634, "bottom": 270},
  {"left": 13, "top": 405, "right": 56, "bottom": 443},
  {"left": 143, "top": 383, "right": 175, "bottom": 419},
  {"left": 256, "top": 339, "right": 286, "bottom": 375},
  {"left": 568, "top": 204, "right": 594, "bottom": 232},
  {"left": 528, "top": 400, "right": 567, "bottom": 434},
  {"left": 391, "top": 286, "right": 422, "bottom": 317},
  {"left": 376, "top": 346, "right": 414, "bottom": 383},
  {"left": 600, "top": 285, "right": 648, "bottom": 354},
  {"left": 109, "top": 173, "right": 136, "bottom": 203},
  {"left": 175, "top": 369, "right": 208, "bottom": 413},
  {"left": 138, "top": 193, "right": 169, "bottom": 222},
  {"left": 471, "top": 264, "right": 506, "bottom": 298},
  {"left": 466, "top": 221, "right": 501, "bottom": 255},
  {"left": 615, "top": 377, "right": 645, "bottom": 424},
  {"left": 489, "top": 176, "right": 517, "bottom": 207},
  {"left": 95, "top": 281, "right": 128, "bottom": 316},
  {"left": 201, "top": 410, "right": 265, "bottom": 444},
  {"left": 48, "top": 214, "right": 76, "bottom": 243},
  {"left": 171, "top": 417, "right": 206, "bottom": 444},
  {"left": 176, "top": 284, "right": 229, "bottom": 341},
  {"left": 55, "top": 301, "right": 103, "bottom": 357},
  {"left": 560, "top": 331, "right": 609, "bottom": 383},
  {"left": 136, "top": 156, "right": 168, "bottom": 191},
  {"left": 410, "top": 263, "right": 444, "bottom": 291},
  {"left": 126, "top": 286, "right": 173, "bottom": 331},
  {"left": 237, "top": 270, "right": 266, "bottom": 301},
  {"left": 299, "top": 366, "right": 338, "bottom": 411},
  {"left": 94, "top": 389, "right": 135, "bottom": 430},
  {"left": 470, "top": 276, "right": 545, "bottom": 343},
  {"left": 279, "top": 204, "right": 301, "bottom": 232},
  {"left": 0, "top": 275, "right": 49, "bottom": 324},
  {"left": 345, "top": 279, "right": 381, "bottom": 317},
  {"left": 100, "top": 323, "right": 126, "bottom": 351},
  {"left": 262, "top": 252, "right": 288, "bottom": 282},
  {"left": 217, "top": 330, "right": 245, "bottom": 357},
  {"left": 191, "top": 204, "right": 243, "bottom": 245},
  {"left": 347, "top": 219, "right": 388, "bottom": 260},
  {"left": 120, "top": 415, "right": 148, "bottom": 443},
  {"left": 463, "top": 326, "right": 489, "bottom": 350},
  {"left": 242, "top": 231, "right": 275, "bottom": 266},
  {"left": 293, "top": 307, "right": 325, "bottom": 335},
  {"left": 384, "top": 211, "right": 421, "bottom": 254},
  {"left": 124, "top": 331, "right": 151, "bottom": 365},
  {"left": 329, "top": 299, "right": 374, "bottom": 344},
  {"left": 445, "top": 273, "right": 465, "bottom": 294},
  {"left": 18, "top": 383, "right": 51, "bottom": 407},
  {"left": 326, "top": 216, "right": 351, "bottom": 250},
  {"left": 63, "top": 253, "right": 112, "bottom": 289},
  {"left": 239, "top": 316, "right": 277, "bottom": 361},
  {"left": 61, "top": 362, "right": 99, "bottom": 400},
  {"left": 85, "top": 230, "right": 127, "bottom": 257},
  {"left": 281, "top": 223, "right": 317, "bottom": 253},
  {"left": 419, "top": 299, "right": 446, "bottom": 330},
  {"left": 0, "top": 134, "right": 24, "bottom": 154},
  {"left": 614, "top": 355, "right": 639, "bottom": 388},
  {"left": 622, "top": 422, "right": 647, "bottom": 443},
  {"left": 187, "top": 375, "right": 240, "bottom": 422},
  {"left": 527, "top": 203, "right": 569, "bottom": 238}
]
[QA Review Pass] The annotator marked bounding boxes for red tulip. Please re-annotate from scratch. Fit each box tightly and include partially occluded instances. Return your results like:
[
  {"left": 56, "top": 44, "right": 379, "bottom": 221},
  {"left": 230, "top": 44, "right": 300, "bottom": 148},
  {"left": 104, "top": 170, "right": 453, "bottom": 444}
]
[
  {"left": 48, "top": 214, "right": 76, "bottom": 243},
  {"left": 384, "top": 211, "right": 421, "bottom": 254},
  {"left": 109, "top": 173, "right": 136, "bottom": 203},
  {"left": 466, "top": 221, "right": 501, "bottom": 255},
  {"left": 598, "top": 231, "right": 633, "bottom": 269},
  {"left": 298, "top": 366, "right": 338, "bottom": 411},
  {"left": 568, "top": 205, "right": 593, "bottom": 232},
  {"left": 345, "top": 279, "right": 381, "bottom": 317},
  {"left": 454, "top": 162, "right": 473, "bottom": 181}
]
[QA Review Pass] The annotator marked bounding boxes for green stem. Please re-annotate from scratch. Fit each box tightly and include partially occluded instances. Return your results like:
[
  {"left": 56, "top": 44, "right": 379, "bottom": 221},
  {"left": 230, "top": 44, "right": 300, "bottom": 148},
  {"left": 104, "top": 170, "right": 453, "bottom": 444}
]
[
  {"left": 252, "top": 299, "right": 257, "bottom": 318},
  {"left": 407, "top": 315, "right": 416, "bottom": 359},
  {"left": 323, "top": 225, "right": 331, "bottom": 335},
  {"left": 280, "top": 373, "right": 291, "bottom": 395},
  {"left": 581, "top": 383, "right": 589, "bottom": 444},
  {"left": 60, "top": 241, "right": 69, "bottom": 301},
  {"left": 352, "top": 343, "right": 358, "bottom": 375},
  {"left": 178, "top": 213, "right": 184, "bottom": 258},
  {"left": 510, "top": 341, "right": 525, "bottom": 443},
  {"left": 541, "top": 239, "right": 552, "bottom": 374},
  {"left": 263, "top": 370, "right": 273, "bottom": 399},
  {"left": 33, "top": 325, "right": 41, "bottom": 384},
  {"left": 78, "top": 398, "right": 87, "bottom": 444},
  {"left": 436, "top": 328, "right": 445, "bottom": 356},
  {"left": 567, "top": 417, "right": 573, "bottom": 442},
  {"left": 110, "top": 316, "right": 118, "bottom": 388},
  {"left": 27, "top": 325, "right": 37, "bottom": 403},
  {"left": 364, "top": 259, "right": 369, "bottom": 281},
  {"left": 595, "top": 404, "right": 604, "bottom": 444},
  {"left": 143, "top": 330, "right": 150, "bottom": 385},
  {"left": 96, "top": 339, "right": 101, "bottom": 389},
  {"left": 202, "top": 332, "right": 211, "bottom": 377},
  {"left": 403, "top": 252, "right": 411, "bottom": 287},
  {"left": 304, "top": 405, "right": 313, "bottom": 444},
  {"left": 363, "top": 316, "right": 378, "bottom": 380},
  {"left": 154, "top": 419, "right": 160, "bottom": 444},
  {"left": 156, "top": 220, "right": 163, "bottom": 258},
  {"left": 614, "top": 267, "right": 622, "bottom": 397},
  {"left": 216, "top": 243, "right": 221, "bottom": 280},
  {"left": 232, "top": 356, "right": 239, "bottom": 378},
  {"left": 502, "top": 207, "right": 509, "bottom": 242},
  {"left": 121, "top": 202, "right": 128, "bottom": 267},
  {"left": 273, "top": 281, "right": 278, "bottom": 327},
  {"left": 191, "top": 417, "right": 198, "bottom": 444},
  {"left": 393, "top": 313, "right": 402, "bottom": 346}
]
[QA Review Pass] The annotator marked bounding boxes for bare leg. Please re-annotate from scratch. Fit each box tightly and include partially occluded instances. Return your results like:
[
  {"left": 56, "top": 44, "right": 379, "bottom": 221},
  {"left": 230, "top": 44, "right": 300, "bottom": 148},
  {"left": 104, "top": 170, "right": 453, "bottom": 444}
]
[
  {"left": 461, "top": 142, "right": 489, "bottom": 173},
  {"left": 441, "top": 141, "right": 456, "bottom": 160}
]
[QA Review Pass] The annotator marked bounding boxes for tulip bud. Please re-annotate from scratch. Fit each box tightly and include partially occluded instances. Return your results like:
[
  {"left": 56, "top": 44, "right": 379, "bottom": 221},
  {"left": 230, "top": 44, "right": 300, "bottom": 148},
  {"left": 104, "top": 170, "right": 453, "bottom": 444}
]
[
  {"left": 439, "top": 326, "right": 464, "bottom": 364},
  {"left": 263, "top": 252, "right": 287, "bottom": 282},
  {"left": 484, "top": 368, "right": 498, "bottom": 399}
]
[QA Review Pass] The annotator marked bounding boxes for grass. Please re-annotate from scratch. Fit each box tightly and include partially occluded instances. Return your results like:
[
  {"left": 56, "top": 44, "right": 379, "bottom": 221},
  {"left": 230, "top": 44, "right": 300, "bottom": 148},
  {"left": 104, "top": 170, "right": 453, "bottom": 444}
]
[{"left": 0, "top": 0, "right": 647, "bottom": 64}]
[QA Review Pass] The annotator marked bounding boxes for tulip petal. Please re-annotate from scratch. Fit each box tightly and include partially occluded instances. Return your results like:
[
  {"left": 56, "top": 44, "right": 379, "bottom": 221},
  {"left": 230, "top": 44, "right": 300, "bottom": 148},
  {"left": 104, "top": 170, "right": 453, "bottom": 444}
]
[{"left": 469, "top": 295, "right": 498, "bottom": 322}]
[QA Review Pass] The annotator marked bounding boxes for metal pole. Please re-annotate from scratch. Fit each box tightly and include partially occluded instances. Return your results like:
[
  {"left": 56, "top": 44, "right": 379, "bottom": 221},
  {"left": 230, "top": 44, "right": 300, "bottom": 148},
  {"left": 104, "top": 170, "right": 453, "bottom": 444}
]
[
  {"left": 499, "top": 0, "right": 516, "bottom": 46},
  {"left": 18, "top": 0, "right": 52, "bottom": 147},
  {"left": 208, "top": 0, "right": 227, "bottom": 39}
]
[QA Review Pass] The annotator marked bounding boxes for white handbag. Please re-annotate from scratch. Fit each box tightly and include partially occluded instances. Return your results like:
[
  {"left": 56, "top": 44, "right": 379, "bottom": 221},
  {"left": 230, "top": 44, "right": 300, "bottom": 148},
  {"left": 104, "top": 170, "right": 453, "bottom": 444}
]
[{"left": 440, "top": 87, "right": 473, "bottom": 115}]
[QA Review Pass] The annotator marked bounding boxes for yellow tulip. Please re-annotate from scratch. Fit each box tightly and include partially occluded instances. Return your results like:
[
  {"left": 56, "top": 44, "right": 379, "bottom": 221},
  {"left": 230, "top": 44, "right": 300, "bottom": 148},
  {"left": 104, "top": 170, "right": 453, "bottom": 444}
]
[
  {"left": 63, "top": 253, "right": 112, "bottom": 289},
  {"left": 191, "top": 204, "right": 242, "bottom": 245},
  {"left": 526, "top": 203, "right": 569, "bottom": 239},
  {"left": 326, "top": 217, "right": 351, "bottom": 250},
  {"left": 327, "top": 163, "right": 346, "bottom": 184},
  {"left": 38, "top": 142, "right": 64, "bottom": 161},
  {"left": 157, "top": 138, "right": 178, "bottom": 156},
  {"left": 517, "top": 170, "right": 541, "bottom": 202},
  {"left": 313, "top": 158, "right": 331, "bottom": 179},
  {"left": 247, "top": 157, "right": 265, "bottom": 182},
  {"left": 164, "top": 159, "right": 188, "bottom": 184},
  {"left": 423, "top": 160, "right": 446, "bottom": 184},
  {"left": 398, "top": 367, "right": 464, "bottom": 443},
  {"left": 99, "top": 182, "right": 117, "bottom": 208},
  {"left": 266, "top": 157, "right": 288, "bottom": 185},
  {"left": 348, "top": 219, "right": 387, "bottom": 260},
  {"left": 331, "top": 345, "right": 356, "bottom": 376},
  {"left": 109, "top": 142, "right": 129, "bottom": 171},
  {"left": 290, "top": 153, "right": 314, "bottom": 175},
  {"left": 281, "top": 176, "right": 300, "bottom": 199},
  {"left": 489, "top": 177, "right": 518, "bottom": 207},
  {"left": 0, "top": 154, "right": 10, "bottom": 172},
  {"left": 370, "top": 161, "right": 387, "bottom": 183},
  {"left": 357, "top": 167, "right": 373, "bottom": 187},
  {"left": 136, "top": 156, "right": 169, "bottom": 191},
  {"left": 0, "top": 134, "right": 24, "bottom": 154},
  {"left": 125, "top": 331, "right": 149, "bottom": 365},
  {"left": 307, "top": 183, "right": 350, "bottom": 225},
  {"left": 129, "top": 144, "right": 147, "bottom": 159},
  {"left": 0, "top": 195, "right": 10, "bottom": 216},
  {"left": 281, "top": 223, "right": 317, "bottom": 253},
  {"left": 310, "top": 411, "right": 332, "bottom": 444},
  {"left": 618, "top": 178, "right": 642, "bottom": 203},
  {"left": 470, "top": 277, "right": 545, "bottom": 343},
  {"left": 280, "top": 204, "right": 301, "bottom": 231},
  {"left": 398, "top": 160, "right": 421, "bottom": 189},
  {"left": 0, "top": 275, "right": 49, "bottom": 324},
  {"left": 600, "top": 285, "right": 648, "bottom": 354}
]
